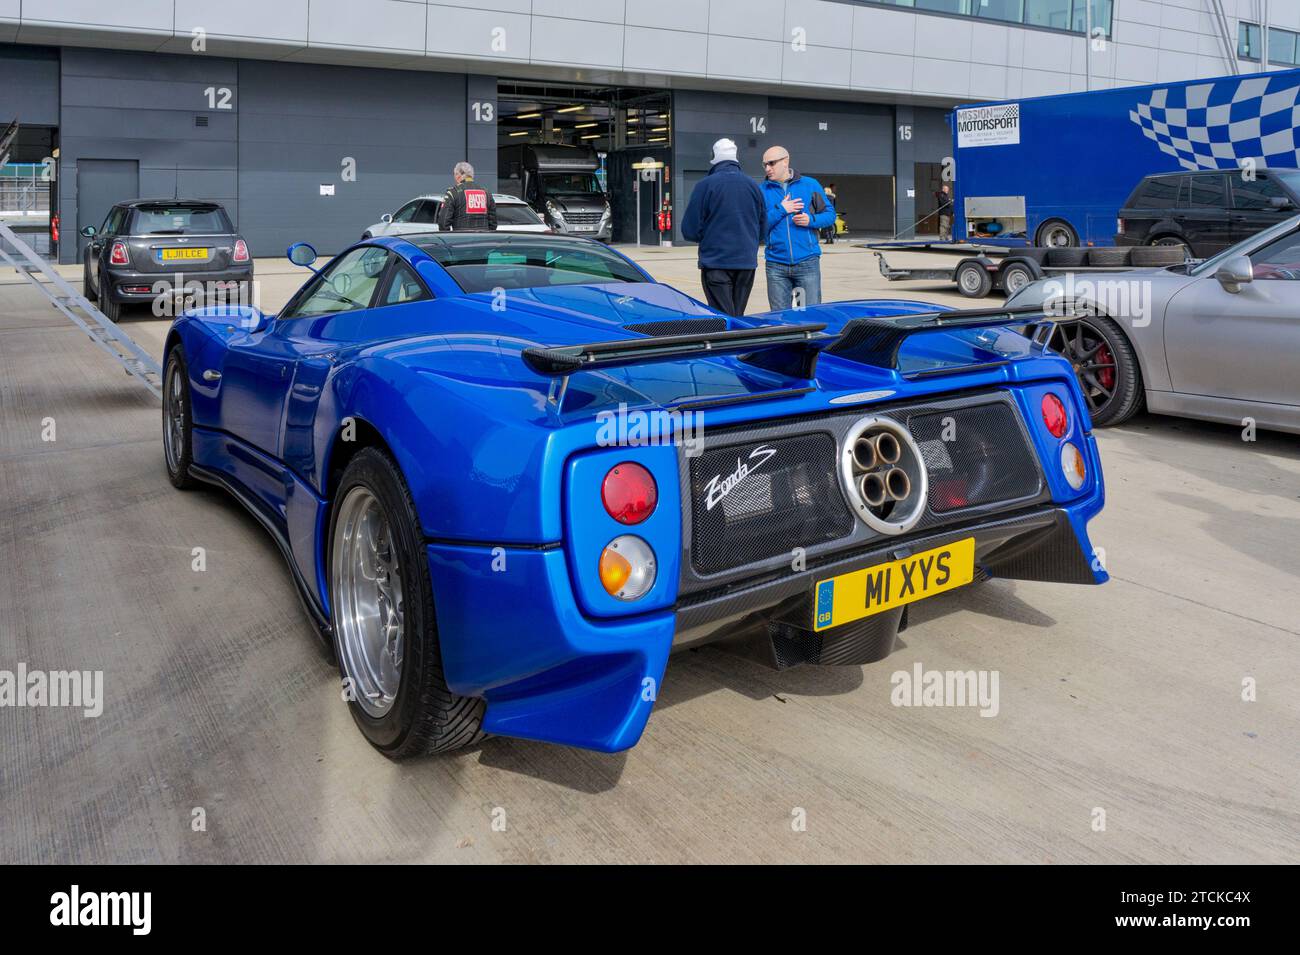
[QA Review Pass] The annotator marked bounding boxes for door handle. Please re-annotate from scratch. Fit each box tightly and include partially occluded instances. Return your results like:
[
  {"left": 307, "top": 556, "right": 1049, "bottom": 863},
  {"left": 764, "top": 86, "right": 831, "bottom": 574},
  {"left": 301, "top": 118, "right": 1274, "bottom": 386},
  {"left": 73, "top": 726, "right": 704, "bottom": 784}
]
[{"left": 202, "top": 369, "right": 221, "bottom": 381}]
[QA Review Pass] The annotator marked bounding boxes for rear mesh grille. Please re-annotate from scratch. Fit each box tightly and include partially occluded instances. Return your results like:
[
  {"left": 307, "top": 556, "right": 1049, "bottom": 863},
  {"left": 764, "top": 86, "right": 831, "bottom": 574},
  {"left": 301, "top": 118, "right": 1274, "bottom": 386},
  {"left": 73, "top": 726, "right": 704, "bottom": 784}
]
[
  {"left": 909, "top": 403, "right": 1042, "bottom": 516},
  {"left": 689, "top": 433, "right": 855, "bottom": 576},
  {"left": 625, "top": 317, "right": 728, "bottom": 337}
]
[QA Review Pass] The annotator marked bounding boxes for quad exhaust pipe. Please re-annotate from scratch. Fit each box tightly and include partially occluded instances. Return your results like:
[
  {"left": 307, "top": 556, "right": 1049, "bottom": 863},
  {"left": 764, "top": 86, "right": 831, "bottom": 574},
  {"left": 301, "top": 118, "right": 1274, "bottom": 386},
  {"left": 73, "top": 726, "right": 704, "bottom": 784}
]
[
  {"left": 852, "top": 432, "right": 902, "bottom": 471},
  {"left": 875, "top": 432, "right": 901, "bottom": 466},
  {"left": 858, "top": 465, "right": 912, "bottom": 508},
  {"left": 842, "top": 415, "right": 929, "bottom": 536},
  {"left": 884, "top": 467, "right": 910, "bottom": 501},
  {"left": 859, "top": 471, "right": 887, "bottom": 508}
]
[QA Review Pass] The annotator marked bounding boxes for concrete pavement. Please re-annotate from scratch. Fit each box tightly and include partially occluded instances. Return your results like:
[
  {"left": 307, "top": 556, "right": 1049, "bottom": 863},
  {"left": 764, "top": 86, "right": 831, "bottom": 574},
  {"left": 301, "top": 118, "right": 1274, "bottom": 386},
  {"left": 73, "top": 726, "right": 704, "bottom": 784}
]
[{"left": 1, "top": 245, "right": 1296, "bottom": 863}]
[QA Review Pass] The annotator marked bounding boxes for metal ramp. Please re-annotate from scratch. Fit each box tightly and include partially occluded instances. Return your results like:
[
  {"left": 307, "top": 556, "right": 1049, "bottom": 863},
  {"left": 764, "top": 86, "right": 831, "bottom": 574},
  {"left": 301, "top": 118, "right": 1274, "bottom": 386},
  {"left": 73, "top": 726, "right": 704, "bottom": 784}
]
[{"left": 0, "top": 221, "right": 162, "bottom": 400}]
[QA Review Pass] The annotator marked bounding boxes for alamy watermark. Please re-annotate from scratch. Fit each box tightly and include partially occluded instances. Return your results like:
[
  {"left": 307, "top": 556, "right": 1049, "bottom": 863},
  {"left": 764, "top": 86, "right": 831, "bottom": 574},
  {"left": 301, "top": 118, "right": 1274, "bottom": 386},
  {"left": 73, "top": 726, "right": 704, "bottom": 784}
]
[
  {"left": 595, "top": 402, "right": 705, "bottom": 458},
  {"left": 0, "top": 664, "right": 103, "bottom": 717},
  {"left": 1042, "top": 273, "right": 1152, "bottom": 328},
  {"left": 890, "top": 663, "right": 999, "bottom": 718}
]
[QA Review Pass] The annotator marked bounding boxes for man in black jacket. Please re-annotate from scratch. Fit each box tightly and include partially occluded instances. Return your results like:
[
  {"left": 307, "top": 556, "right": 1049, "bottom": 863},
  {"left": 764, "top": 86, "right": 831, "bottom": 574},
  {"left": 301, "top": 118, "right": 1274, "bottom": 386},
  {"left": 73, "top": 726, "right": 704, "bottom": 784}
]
[
  {"left": 436, "top": 161, "right": 497, "bottom": 232},
  {"left": 680, "top": 138, "right": 765, "bottom": 316}
]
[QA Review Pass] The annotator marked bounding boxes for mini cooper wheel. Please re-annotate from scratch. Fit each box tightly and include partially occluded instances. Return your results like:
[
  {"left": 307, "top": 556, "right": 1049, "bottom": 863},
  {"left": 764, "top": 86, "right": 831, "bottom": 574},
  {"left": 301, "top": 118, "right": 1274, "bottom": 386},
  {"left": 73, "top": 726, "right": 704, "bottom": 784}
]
[
  {"left": 329, "top": 448, "right": 485, "bottom": 758},
  {"left": 83, "top": 260, "right": 98, "bottom": 302},
  {"left": 1046, "top": 313, "right": 1143, "bottom": 427},
  {"left": 162, "top": 345, "right": 197, "bottom": 489},
  {"left": 98, "top": 272, "right": 122, "bottom": 323}
]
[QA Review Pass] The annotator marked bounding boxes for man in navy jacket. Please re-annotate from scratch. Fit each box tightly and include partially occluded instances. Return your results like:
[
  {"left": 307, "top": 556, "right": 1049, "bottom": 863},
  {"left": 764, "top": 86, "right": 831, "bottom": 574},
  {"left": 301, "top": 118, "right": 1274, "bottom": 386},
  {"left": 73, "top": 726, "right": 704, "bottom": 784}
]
[
  {"left": 680, "top": 138, "right": 766, "bottom": 316},
  {"left": 761, "top": 146, "right": 836, "bottom": 311}
]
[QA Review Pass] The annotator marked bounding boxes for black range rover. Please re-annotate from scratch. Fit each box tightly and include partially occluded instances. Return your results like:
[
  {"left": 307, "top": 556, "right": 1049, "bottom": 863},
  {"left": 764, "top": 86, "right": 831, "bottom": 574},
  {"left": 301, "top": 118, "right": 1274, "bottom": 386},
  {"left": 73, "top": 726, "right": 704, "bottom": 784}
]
[
  {"left": 1115, "top": 168, "right": 1300, "bottom": 258},
  {"left": 80, "top": 199, "right": 253, "bottom": 321}
]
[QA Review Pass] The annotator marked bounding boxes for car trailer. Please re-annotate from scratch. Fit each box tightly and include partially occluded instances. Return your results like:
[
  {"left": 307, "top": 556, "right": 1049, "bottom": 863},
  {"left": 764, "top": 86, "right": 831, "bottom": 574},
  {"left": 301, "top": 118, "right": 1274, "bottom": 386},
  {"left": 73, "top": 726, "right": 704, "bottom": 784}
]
[{"left": 871, "top": 244, "right": 1190, "bottom": 299}]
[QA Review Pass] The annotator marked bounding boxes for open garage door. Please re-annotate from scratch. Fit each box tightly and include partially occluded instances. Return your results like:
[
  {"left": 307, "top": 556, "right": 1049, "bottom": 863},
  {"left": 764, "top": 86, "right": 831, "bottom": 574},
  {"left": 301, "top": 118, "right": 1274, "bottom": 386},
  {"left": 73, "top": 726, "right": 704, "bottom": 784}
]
[
  {"left": 498, "top": 81, "right": 671, "bottom": 242},
  {"left": 805, "top": 173, "right": 893, "bottom": 236}
]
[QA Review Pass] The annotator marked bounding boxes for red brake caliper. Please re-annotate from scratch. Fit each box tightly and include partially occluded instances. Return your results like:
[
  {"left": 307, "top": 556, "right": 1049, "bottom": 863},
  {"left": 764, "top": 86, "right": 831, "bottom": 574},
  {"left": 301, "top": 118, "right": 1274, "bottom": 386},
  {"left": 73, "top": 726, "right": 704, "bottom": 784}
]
[{"left": 1096, "top": 343, "right": 1115, "bottom": 391}]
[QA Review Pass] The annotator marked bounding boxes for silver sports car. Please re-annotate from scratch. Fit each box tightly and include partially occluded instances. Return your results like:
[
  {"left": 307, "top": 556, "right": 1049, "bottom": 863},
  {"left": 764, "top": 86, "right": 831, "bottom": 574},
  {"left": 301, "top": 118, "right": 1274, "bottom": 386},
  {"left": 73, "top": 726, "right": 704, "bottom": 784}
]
[{"left": 1008, "top": 215, "right": 1300, "bottom": 435}]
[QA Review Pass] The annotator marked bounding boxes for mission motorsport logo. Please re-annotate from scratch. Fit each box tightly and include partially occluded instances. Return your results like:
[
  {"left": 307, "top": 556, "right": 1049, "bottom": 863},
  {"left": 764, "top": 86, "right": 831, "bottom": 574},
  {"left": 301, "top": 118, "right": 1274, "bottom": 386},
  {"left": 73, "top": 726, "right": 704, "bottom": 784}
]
[{"left": 956, "top": 103, "right": 1021, "bottom": 147}]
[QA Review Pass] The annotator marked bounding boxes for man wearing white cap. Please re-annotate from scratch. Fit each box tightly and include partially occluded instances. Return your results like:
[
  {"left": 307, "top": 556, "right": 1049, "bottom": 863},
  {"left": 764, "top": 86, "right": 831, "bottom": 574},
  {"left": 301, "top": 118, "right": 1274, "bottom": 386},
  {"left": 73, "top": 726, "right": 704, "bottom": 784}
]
[{"left": 680, "top": 137, "right": 766, "bottom": 316}]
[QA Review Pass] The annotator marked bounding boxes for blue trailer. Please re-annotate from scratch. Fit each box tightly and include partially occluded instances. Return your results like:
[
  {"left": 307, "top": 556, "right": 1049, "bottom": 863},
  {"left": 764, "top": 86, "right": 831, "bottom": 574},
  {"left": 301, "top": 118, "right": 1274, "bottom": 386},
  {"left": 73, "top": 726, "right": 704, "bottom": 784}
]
[{"left": 951, "top": 67, "right": 1300, "bottom": 248}]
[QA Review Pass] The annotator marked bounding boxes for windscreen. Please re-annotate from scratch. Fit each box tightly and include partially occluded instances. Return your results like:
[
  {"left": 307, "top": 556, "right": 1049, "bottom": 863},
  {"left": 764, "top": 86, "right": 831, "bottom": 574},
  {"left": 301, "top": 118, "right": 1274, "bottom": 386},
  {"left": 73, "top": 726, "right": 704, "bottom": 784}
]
[
  {"left": 541, "top": 172, "right": 602, "bottom": 195},
  {"left": 496, "top": 204, "right": 543, "bottom": 226},
  {"left": 130, "top": 204, "right": 233, "bottom": 235},
  {"left": 416, "top": 236, "right": 646, "bottom": 293}
]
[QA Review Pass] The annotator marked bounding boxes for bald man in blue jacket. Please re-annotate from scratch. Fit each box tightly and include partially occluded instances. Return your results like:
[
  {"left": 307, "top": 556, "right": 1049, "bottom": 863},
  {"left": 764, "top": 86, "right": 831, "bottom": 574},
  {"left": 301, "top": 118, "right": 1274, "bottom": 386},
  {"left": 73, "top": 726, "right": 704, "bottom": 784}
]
[{"left": 761, "top": 146, "right": 836, "bottom": 311}]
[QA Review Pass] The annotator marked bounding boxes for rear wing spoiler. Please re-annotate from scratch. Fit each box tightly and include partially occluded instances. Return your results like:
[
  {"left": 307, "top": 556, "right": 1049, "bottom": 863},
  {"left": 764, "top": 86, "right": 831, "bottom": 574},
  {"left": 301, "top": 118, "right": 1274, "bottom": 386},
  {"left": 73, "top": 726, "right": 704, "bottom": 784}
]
[
  {"left": 523, "top": 305, "right": 1054, "bottom": 403},
  {"left": 828, "top": 304, "right": 1052, "bottom": 370},
  {"left": 522, "top": 322, "right": 833, "bottom": 376}
]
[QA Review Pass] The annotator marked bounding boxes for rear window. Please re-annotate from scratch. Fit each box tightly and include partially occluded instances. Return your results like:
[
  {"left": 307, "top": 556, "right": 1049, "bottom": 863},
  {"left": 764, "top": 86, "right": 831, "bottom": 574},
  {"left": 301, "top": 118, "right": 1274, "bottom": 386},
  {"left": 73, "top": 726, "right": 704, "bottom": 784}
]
[
  {"left": 415, "top": 236, "right": 645, "bottom": 293},
  {"left": 496, "top": 204, "right": 543, "bottom": 227},
  {"left": 1128, "top": 176, "right": 1184, "bottom": 210},
  {"left": 129, "top": 204, "right": 233, "bottom": 235}
]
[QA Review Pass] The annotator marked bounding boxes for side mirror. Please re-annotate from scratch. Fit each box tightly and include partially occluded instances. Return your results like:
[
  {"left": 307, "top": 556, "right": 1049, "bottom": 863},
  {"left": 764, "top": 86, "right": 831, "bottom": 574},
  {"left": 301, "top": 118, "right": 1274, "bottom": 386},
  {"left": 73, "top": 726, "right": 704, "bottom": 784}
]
[
  {"left": 1270, "top": 195, "right": 1293, "bottom": 210},
  {"left": 80, "top": 226, "right": 96, "bottom": 238},
  {"left": 380, "top": 213, "right": 393, "bottom": 224},
  {"left": 287, "top": 242, "right": 318, "bottom": 268},
  {"left": 1215, "top": 254, "right": 1254, "bottom": 293}
]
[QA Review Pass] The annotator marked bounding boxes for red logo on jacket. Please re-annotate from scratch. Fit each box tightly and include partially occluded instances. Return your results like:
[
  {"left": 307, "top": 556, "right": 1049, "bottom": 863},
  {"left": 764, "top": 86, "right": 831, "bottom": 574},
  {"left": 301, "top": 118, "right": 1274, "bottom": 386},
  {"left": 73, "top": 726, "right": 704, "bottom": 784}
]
[{"left": 464, "top": 189, "right": 488, "bottom": 214}]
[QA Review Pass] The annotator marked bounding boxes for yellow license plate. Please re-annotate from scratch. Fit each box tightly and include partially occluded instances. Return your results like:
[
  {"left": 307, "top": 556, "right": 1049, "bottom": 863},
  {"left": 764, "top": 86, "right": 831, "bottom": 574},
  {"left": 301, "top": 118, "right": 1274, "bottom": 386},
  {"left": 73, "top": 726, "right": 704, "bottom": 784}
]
[
  {"left": 160, "top": 248, "right": 209, "bottom": 261},
  {"left": 812, "top": 538, "right": 975, "bottom": 632}
]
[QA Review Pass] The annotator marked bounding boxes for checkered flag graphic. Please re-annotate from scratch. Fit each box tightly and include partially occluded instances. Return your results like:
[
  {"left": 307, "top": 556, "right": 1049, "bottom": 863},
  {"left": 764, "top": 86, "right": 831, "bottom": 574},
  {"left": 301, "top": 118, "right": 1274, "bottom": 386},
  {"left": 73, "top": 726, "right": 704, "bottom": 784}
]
[
  {"left": 990, "top": 103, "right": 1019, "bottom": 123},
  {"left": 1129, "top": 76, "right": 1300, "bottom": 171}
]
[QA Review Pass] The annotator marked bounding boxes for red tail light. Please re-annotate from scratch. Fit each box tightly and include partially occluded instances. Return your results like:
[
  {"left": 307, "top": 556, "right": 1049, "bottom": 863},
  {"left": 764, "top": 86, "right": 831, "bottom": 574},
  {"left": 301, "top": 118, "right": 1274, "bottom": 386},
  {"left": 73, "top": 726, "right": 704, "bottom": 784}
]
[
  {"left": 1041, "top": 393, "right": 1068, "bottom": 438},
  {"left": 1116, "top": 218, "right": 1125, "bottom": 236},
  {"left": 109, "top": 241, "right": 129, "bottom": 266},
  {"left": 601, "top": 463, "right": 657, "bottom": 525},
  {"left": 232, "top": 239, "right": 250, "bottom": 263}
]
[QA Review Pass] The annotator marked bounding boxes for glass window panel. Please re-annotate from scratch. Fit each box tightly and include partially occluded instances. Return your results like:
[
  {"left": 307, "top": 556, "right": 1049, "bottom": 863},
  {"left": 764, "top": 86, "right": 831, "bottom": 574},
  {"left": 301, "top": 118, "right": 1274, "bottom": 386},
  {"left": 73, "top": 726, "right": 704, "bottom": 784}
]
[
  {"left": 1072, "top": 0, "right": 1113, "bottom": 36},
  {"left": 1239, "top": 22, "right": 1261, "bottom": 59},
  {"left": 974, "top": 0, "right": 1023, "bottom": 23},
  {"left": 915, "top": 0, "right": 972, "bottom": 14},
  {"left": 1025, "top": 0, "right": 1073, "bottom": 30},
  {"left": 1187, "top": 174, "right": 1226, "bottom": 209},
  {"left": 1268, "top": 28, "right": 1298, "bottom": 66}
]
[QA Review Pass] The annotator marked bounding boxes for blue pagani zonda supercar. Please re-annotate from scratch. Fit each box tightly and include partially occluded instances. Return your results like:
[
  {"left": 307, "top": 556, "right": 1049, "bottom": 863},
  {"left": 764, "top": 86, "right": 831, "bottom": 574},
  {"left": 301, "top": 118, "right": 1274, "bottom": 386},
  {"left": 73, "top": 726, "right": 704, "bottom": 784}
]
[{"left": 162, "top": 233, "right": 1106, "bottom": 756}]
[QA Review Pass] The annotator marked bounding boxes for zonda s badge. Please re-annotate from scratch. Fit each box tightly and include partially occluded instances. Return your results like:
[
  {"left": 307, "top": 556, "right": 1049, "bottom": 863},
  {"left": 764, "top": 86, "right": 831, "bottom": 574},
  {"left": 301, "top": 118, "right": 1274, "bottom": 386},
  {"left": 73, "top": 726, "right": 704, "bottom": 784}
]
[{"left": 703, "top": 445, "right": 778, "bottom": 511}]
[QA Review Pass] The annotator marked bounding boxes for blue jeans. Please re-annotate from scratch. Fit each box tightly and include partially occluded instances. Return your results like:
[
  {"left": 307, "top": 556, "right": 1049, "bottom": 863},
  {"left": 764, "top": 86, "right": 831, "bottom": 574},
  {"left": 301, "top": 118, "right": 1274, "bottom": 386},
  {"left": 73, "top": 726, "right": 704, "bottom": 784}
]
[{"left": 765, "top": 257, "right": 822, "bottom": 311}]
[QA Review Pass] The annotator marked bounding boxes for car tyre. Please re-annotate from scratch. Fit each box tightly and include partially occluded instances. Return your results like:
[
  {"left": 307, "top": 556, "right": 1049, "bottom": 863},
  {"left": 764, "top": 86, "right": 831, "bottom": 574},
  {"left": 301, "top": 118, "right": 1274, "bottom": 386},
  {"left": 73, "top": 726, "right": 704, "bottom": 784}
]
[
  {"left": 1149, "top": 235, "right": 1190, "bottom": 257},
  {"left": 1035, "top": 218, "right": 1079, "bottom": 248},
  {"left": 1130, "top": 244, "right": 1187, "bottom": 267},
  {"left": 999, "top": 261, "right": 1038, "bottom": 296},
  {"left": 98, "top": 272, "right": 122, "bottom": 322},
  {"left": 1048, "top": 311, "right": 1143, "bottom": 427},
  {"left": 1087, "top": 247, "right": 1130, "bottom": 267},
  {"left": 162, "top": 344, "right": 197, "bottom": 489},
  {"left": 1045, "top": 247, "right": 1088, "bottom": 268},
  {"left": 955, "top": 260, "right": 993, "bottom": 298},
  {"left": 329, "top": 447, "right": 486, "bottom": 759},
  {"left": 83, "top": 259, "right": 98, "bottom": 302}
]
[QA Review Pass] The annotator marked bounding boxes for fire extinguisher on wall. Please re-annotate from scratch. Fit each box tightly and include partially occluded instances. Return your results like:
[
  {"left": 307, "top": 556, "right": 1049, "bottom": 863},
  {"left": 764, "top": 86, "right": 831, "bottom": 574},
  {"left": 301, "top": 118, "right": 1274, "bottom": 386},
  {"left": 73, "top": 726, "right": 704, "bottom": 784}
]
[{"left": 655, "top": 197, "right": 671, "bottom": 234}]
